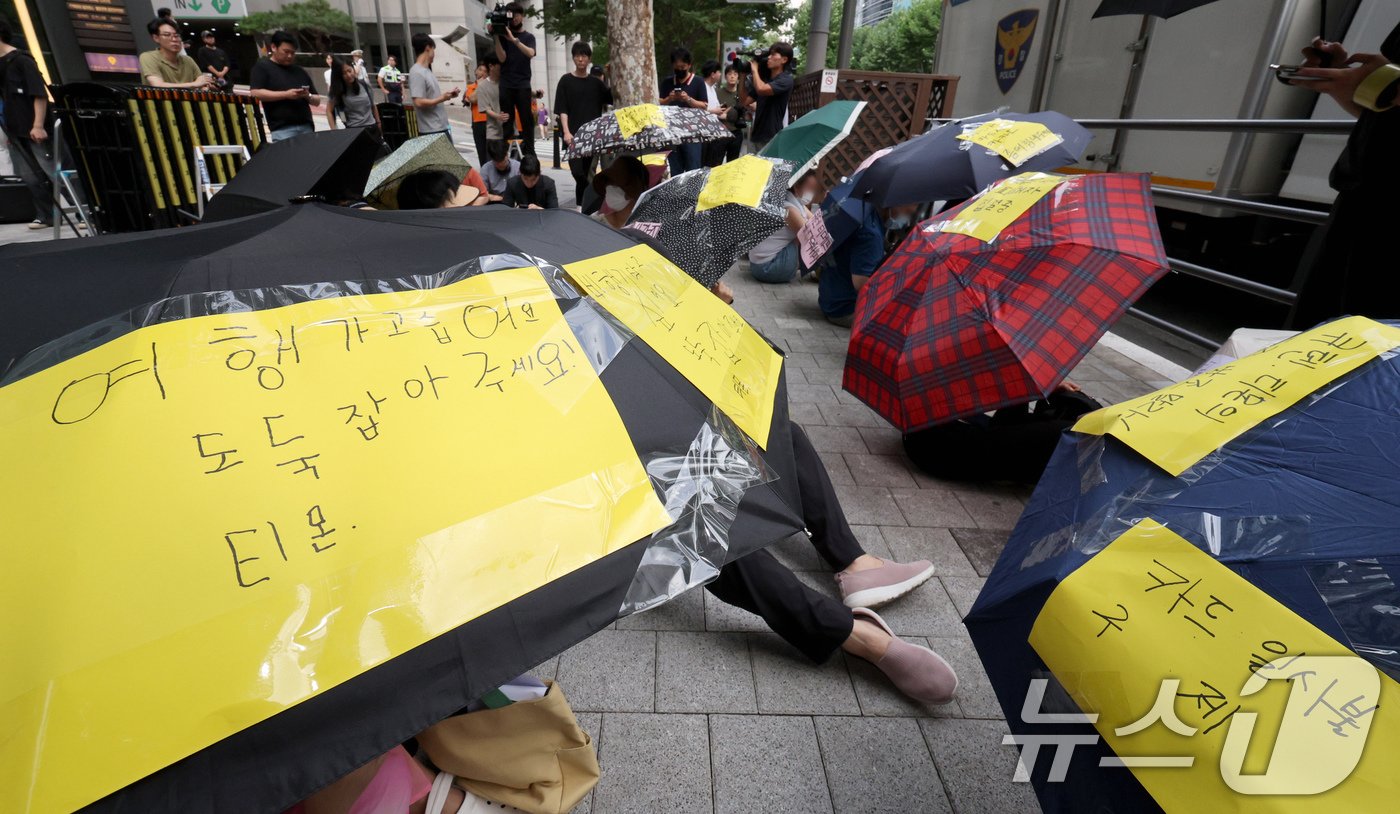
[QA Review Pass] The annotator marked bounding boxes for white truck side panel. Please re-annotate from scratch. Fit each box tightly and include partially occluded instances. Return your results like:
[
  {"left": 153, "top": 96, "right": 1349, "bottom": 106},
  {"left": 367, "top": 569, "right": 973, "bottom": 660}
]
[
  {"left": 1039, "top": 0, "right": 1143, "bottom": 171},
  {"left": 937, "top": 0, "right": 1055, "bottom": 115}
]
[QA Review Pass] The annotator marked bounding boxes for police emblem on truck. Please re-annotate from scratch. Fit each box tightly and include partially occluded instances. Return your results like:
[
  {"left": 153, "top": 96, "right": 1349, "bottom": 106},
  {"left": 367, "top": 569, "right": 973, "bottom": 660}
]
[{"left": 994, "top": 10, "right": 1039, "bottom": 94}]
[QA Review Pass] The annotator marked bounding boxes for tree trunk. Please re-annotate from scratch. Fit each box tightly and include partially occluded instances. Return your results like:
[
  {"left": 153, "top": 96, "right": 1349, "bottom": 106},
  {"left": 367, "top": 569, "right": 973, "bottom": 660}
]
[{"left": 606, "top": 0, "right": 657, "bottom": 108}]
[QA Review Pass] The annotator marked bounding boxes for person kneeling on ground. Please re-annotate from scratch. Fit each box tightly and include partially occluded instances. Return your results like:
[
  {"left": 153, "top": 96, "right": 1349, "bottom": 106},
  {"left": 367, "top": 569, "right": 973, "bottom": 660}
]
[
  {"left": 747, "top": 172, "right": 823, "bottom": 284},
  {"left": 819, "top": 202, "right": 919, "bottom": 328},
  {"left": 707, "top": 423, "right": 958, "bottom": 704},
  {"left": 902, "top": 383, "right": 1102, "bottom": 485},
  {"left": 395, "top": 170, "right": 482, "bottom": 209},
  {"left": 502, "top": 155, "right": 559, "bottom": 209}
]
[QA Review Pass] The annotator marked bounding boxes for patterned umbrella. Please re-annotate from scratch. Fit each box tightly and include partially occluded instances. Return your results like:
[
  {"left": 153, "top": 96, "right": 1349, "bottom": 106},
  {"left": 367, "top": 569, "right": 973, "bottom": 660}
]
[
  {"left": 758, "top": 100, "right": 866, "bottom": 179},
  {"left": 565, "top": 103, "right": 729, "bottom": 160},
  {"left": 854, "top": 111, "right": 1093, "bottom": 209},
  {"left": 363, "top": 133, "right": 469, "bottom": 208},
  {"left": 843, "top": 172, "right": 1168, "bottom": 431},
  {"left": 627, "top": 155, "right": 793, "bottom": 288}
]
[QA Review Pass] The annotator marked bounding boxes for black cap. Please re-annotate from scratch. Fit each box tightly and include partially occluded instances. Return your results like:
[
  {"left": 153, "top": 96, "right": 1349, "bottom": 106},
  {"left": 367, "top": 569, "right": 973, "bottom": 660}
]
[{"left": 201, "top": 29, "right": 214, "bottom": 37}]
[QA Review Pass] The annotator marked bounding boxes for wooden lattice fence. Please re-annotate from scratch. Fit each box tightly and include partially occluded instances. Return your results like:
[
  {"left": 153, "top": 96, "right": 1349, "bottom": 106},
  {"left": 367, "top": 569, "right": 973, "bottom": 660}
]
[{"left": 787, "top": 70, "right": 959, "bottom": 189}]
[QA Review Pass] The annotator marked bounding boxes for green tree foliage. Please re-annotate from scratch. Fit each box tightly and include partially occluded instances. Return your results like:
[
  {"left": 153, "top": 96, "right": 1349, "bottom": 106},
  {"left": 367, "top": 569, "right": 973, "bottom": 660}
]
[
  {"left": 241, "top": 0, "right": 352, "bottom": 53},
  {"left": 793, "top": 0, "right": 940, "bottom": 74},
  {"left": 541, "top": 0, "right": 792, "bottom": 73}
]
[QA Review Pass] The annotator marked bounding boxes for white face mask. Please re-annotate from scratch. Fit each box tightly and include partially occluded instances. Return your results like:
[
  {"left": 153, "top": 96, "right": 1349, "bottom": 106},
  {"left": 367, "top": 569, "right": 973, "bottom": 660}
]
[
  {"left": 604, "top": 185, "right": 630, "bottom": 211},
  {"left": 798, "top": 191, "right": 814, "bottom": 204},
  {"left": 887, "top": 214, "right": 911, "bottom": 229}
]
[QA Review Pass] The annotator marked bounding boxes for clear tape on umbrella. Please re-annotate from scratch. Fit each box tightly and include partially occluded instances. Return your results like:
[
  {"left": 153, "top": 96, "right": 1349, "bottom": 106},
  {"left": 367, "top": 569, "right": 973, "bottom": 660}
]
[
  {"left": 619, "top": 404, "right": 779, "bottom": 616},
  {"left": 1307, "top": 559, "right": 1400, "bottom": 682}
]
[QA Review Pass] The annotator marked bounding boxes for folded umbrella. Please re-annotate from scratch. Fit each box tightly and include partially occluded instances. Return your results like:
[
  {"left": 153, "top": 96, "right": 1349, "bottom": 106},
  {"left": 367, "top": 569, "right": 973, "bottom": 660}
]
[
  {"left": 843, "top": 172, "right": 1168, "bottom": 431},
  {"left": 1092, "top": 0, "right": 1227, "bottom": 18},
  {"left": 203, "top": 128, "right": 384, "bottom": 221},
  {"left": 565, "top": 103, "right": 729, "bottom": 160},
  {"left": 854, "top": 111, "right": 1093, "bottom": 209},
  {"left": 0, "top": 206, "right": 803, "bottom": 814},
  {"left": 628, "top": 155, "right": 793, "bottom": 288},
  {"left": 363, "top": 133, "right": 470, "bottom": 208},
  {"left": 966, "top": 317, "right": 1400, "bottom": 812},
  {"left": 758, "top": 100, "right": 866, "bottom": 179}
]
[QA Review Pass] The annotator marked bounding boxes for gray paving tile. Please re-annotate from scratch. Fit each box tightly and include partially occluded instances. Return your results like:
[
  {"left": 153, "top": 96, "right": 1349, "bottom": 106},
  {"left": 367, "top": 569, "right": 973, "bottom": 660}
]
[
  {"left": 931, "top": 636, "right": 1004, "bottom": 720},
  {"left": 940, "top": 576, "right": 987, "bottom": 619},
  {"left": 821, "top": 451, "right": 856, "bottom": 486},
  {"left": 529, "top": 654, "right": 560, "bottom": 682},
  {"left": 850, "top": 525, "right": 894, "bottom": 560},
  {"left": 789, "top": 382, "right": 841, "bottom": 404},
  {"left": 593, "top": 713, "right": 711, "bottom": 814},
  {"left": 843, "top": 453, "right": 919, "bottom": 488},
  {"left": 569, "top": 712, "right": 601, "bottom": 814},
  {"left": 711, "top": 715, "right": 835, "bottom": 814},
  {"left": 832, "top": 485, "right": 904, "bottom": 526},
  {"left": 857, "top": 426, "right": 905, "bottom": 456},
  {"left": 805, "top": 425, "right": 871, "bottom": 454},
  {"left": 949, "top": 528, "right": 1010, "bottom": 577},
  {"left": 843, "top": 637, "right": 960, "bottom": 719},
  {"left": 750, "top": 632, "right": 861, "bottom": 715},
  {"left": 815, "top": 717, "right": 952, "bottom": 814},
  {"left": 869, "top": 576, "right": 965, "bottom": 640},
  {"left": 556, "top": 630, "right": 655, "bottom": 712},
  {"left": 616, "top": 586, "right": 706, "bottom": 631},
  {"left": 705, "top": 589, "right": 771, "bottom": 633},
  {"left": 951, "top": 488, "right": 1026, "bottom": 530},
  {"left": 879, "top": 526, "right": 978, "bottom": 577},
  {"left": 919, "top": 719, "right": 1040, "bottom": 814},
  {"left": 817, "top": 402, "right": 893, "bottom": 428},
  {"left": 656, "top": 631, "right": 757, "bottom": 713},
  {"left": 789, "top": 400, "right": 826, "bottom": 426},
  {"left": 814, "top": 351, "right": 849, "bottom": 369},
  {"left": 890, "top": 488, "right": 977, "bottom": 528}
]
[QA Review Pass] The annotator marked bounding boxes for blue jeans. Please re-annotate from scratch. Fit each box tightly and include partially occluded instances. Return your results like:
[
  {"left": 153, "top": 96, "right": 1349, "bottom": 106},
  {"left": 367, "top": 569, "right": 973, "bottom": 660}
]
[
  {"left": 269, "top": 123, "right": 315, "bottom": 143},
  {"left": 749, "top": 242, "right": 800, "bottom": 283},
  {"left": 668, "top": 142, "right": 702, "bottom": 176}
]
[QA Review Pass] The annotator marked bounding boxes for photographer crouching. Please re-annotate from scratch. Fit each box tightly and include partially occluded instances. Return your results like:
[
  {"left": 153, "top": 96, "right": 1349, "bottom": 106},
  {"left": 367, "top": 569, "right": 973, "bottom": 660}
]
[
  {"left": 491, "top": 2, "right": 538, "bottom": 156},
  {"left": 741, "top": 42, "right": 795, "bottom": 152}
]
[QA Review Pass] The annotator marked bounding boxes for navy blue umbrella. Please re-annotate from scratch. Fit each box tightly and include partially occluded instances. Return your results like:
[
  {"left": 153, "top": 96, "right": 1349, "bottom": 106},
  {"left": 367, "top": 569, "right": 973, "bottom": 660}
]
[
  {"left": 854, "top": 111, "right": 1093, "bottom": 209},
  {"left": 820, "top": 171, "right": 878, "bottom": 250},
  {"left": 966, "top": 321, "right": 1400, "bottom": 812}
]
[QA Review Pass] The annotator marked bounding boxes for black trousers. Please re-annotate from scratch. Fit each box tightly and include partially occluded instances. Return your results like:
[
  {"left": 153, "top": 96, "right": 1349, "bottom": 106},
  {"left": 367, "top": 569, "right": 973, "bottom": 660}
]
[
  {"left": 471, "top": 120, "right": 489, "bottom": 168},
  {"left": 499, "top": 85, "right": 536, "bottom": 155},
  {"left": 568, "top": 156, "right": 595, "bottom": 207},
  {"left": 705, "top": 424, "right": 864, "bottom": 663},
  {"left": 702, "top": 135, "right": 741, "bottom": 168}
]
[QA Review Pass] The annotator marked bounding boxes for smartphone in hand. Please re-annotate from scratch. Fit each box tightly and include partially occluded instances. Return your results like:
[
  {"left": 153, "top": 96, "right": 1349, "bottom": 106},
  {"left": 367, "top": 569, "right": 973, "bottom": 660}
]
[{"left": 1271, "top": 64, "right": 1325, "bottom": 84}]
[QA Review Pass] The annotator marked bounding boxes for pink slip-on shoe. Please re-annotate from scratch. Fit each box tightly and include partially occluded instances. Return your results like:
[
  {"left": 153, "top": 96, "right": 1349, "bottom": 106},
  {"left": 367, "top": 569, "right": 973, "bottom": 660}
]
[
  {"left": 852, "top": 607, "right": 959, "bottom": 705},
  {"left": 836, "top": 558, "right": 936, "bottom": 609}
]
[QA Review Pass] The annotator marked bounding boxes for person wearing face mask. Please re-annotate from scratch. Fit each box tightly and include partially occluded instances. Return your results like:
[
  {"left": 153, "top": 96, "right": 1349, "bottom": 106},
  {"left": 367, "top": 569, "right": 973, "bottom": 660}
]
[
  {"left": 658, "top": 47, "right": 710, "bottom": 174},
  {"left": 819, "top": 202, "right": 919, "bottom": 328},
  {"left": 589, "top": 156, "right": 650, "bottom": 228},
  {"left": 747, "top": 173, "right": 823, "bottom": 283}
]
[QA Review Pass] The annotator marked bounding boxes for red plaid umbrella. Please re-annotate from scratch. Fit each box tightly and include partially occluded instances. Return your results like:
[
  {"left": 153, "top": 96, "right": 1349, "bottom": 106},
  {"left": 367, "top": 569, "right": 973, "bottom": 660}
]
[{"left": 843, "top": 172, "right": 1168, "bottom": 431}]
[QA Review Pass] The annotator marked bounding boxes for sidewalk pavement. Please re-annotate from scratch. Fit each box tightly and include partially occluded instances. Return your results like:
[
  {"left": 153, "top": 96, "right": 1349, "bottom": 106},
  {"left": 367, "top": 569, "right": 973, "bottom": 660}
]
[{"left": 541, "top": 269, "right": 1179, "bottom": 814}]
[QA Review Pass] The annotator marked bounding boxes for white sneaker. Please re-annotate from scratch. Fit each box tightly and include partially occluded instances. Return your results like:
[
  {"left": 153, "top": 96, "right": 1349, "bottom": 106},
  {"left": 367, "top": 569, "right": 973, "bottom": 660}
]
[
  {"left": 27, "top": 220, "right": 47, "bottom": 230},
  {"left": 426, "top": 773, "right": 525, "bottom": 814}
]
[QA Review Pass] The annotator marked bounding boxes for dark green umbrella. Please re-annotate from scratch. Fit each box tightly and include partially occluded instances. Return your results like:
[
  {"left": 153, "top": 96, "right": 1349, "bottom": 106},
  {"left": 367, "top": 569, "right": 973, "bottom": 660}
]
[{"left": 758, "top": 100, "right": 866, "bottom": 179}]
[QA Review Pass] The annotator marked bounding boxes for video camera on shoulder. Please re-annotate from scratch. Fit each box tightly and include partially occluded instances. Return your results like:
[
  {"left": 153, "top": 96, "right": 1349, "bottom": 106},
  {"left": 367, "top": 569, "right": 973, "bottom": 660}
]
[
  {"left": 728, "top": 48, "right": 771, "bottom": 80},
  {"left": 488, "top": 2, "right": 512, "bottom": 37}
]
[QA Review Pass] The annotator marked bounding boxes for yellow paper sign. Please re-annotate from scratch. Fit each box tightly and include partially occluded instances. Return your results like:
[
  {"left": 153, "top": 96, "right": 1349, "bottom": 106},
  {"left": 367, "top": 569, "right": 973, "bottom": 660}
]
[
  {"left": 696, "top": 154, "right": 774, "bottom": 212},
  {"left": 1074, "top": 316, "right": 1400, "bottom": 476},
  {"left": 0, "top": 267, "right": 673, "bottom": 814},
  {"left": 565, "top": 244, "right": 782, "bottom": 447},
  {"left": 613, "top": 104, "right": 667, "bottom": 139},
  {"left": 1030, "top": 519, "right": 1400, "bottom": 811},
  {"left": 935, "top": 171, "right": 1065, "bottom": 243},
  {"left": 956, "top": 119, "right": 1064, "bottom": 166}
]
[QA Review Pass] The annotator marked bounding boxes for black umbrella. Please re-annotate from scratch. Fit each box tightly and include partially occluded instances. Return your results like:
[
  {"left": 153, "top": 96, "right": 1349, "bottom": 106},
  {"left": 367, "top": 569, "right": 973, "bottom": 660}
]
[
  {"left": 202, "top": 128, "right": 385, "bottom": 222},
  {"left": 0, "top": 205, "right": 805, "bottom": 814},
  {"left": 1093, "top": 0, "right": 1327, "bottom": 37}
]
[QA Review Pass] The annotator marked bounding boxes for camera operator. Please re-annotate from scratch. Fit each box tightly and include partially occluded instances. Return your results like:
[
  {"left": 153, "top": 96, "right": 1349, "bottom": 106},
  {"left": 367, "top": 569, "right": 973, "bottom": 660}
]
[
  {"left": 745, "top": 42, "right": 794, "bottom": 152},
  {"left": 492, "top": 2, "right": 538, "bottom": 155}
]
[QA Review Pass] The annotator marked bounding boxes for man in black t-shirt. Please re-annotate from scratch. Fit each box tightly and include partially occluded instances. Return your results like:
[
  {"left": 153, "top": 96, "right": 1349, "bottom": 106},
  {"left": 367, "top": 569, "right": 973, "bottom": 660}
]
[
  {"left": 658, "top": 46, "right": 709, "bottom": 175},
  {"left": 0, "top": 20, "right": 56, "bottom": 228},
  {"left": 195, "top": 30, "right": 230, "bottom": 88},
  {"left": 493, "top": 2, "right": 538, "bottom": 155},
  {"left": 747, "top": 42, "right": 794, "bottom": 151},
  {"left": 556, "top": 40, "right": 612, "bottom": 206},
  {"left": 249, "top": 31, "right": 321, "bottom": 142}
]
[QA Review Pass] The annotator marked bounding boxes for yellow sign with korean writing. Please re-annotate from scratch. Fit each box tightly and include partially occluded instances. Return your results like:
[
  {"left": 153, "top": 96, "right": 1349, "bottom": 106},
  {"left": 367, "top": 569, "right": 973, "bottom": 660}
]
[
  {"left": 613, "top": 104, "right": 667, "bottom": 139},
  {"left": 695, "top": 154, "right": 774, "bottom": 212},
  {"left": 0, "top": 267, "right": 673, "bottom": 814},
  {"left": 1030, "top": 519, "right": 1400, "bottom": 811},
  {"left": 1074, "top": 316, "right": 1400, "bottom": 476},
  {"left": 935, "top": 172, "right": 1065, "bottom": 243},
  {"left": 565, "top": 244, "right": 782, "bottom": 447},
  {"left": 956, "top": 119, "right": 1064, "bottom": 166}
]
